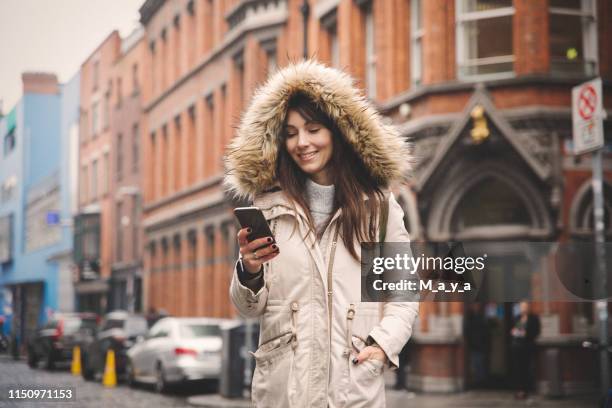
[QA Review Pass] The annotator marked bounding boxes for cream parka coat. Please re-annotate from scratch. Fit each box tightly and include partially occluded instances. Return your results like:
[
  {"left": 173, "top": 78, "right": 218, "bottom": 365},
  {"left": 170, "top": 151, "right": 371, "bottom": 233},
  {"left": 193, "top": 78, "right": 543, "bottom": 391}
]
[{"left": 224, "top": 60, "right": 419, "bottom": 408}]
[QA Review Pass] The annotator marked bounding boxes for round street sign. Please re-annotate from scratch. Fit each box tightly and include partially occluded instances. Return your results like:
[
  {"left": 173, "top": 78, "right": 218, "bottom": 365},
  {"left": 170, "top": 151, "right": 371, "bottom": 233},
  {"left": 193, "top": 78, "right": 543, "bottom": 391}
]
[{"left": 578, "top": 84, "right": 597, "bottom": 121}]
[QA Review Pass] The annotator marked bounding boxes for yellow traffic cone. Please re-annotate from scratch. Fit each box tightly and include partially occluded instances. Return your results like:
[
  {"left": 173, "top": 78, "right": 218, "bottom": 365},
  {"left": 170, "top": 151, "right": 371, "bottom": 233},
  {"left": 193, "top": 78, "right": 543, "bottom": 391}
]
[
  {"left": 71, "top": 346, "right": 82, "bottom": 376},
  {"left": 102, "top": 349, "right": 117, "bottom": 387}
]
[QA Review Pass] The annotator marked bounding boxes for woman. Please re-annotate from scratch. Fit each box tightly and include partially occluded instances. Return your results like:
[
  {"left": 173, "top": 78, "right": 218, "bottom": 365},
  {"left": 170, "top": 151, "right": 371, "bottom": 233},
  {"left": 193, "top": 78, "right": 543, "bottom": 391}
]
[
  {"left": 511, "top": 301, "right": 541, "bottom": 399},
  {"left": 224, "top": 60, "right": 419, "bottom": 408}
]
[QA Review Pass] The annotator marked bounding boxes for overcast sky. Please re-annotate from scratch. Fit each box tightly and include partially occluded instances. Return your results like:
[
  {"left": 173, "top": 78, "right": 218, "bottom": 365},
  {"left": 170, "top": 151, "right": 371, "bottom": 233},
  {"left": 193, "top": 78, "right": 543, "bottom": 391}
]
[{"left": 0, "top": 0, "right": 145, "bottom": 113}]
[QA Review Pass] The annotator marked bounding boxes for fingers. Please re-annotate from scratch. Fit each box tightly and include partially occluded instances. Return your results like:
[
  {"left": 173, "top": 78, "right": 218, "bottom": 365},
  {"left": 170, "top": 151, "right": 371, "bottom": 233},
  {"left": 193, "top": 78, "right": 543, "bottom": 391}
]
[
  {"left": 241, "top": 236, "right": 275, "bottom": 254},
  {"left": 352, "top": 346, "right": 385, "bottom": 365},
  {"left": 253, "top": 244, "right": 279, "bottom": 263},
  {"left": 353, "top": 348, "right": 372, "bottom": 364},
  {"left": 236, "top": 229, "right": 279, "bottom": 274},
  {"left": 255, "top": 243, "right": 279, "bottom": 258},
  {"left": 236, "top": 228, "right": 251, "bottom": 246},
  {"left": 241, "top": 245, "right": 279, "bottom": 274}
]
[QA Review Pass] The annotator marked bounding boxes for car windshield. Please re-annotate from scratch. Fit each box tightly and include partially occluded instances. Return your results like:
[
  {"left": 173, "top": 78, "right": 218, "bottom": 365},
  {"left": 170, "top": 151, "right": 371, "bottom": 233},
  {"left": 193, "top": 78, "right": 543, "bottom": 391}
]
[
  {"left": 179, "top": 324, "right": 221, "bottom": 338},
  {"left": 102, "top": 319, "right": 125, "bottom": 331},
  {"left": 63, "top": 318, "right": 96, "bottom": 334},
  {"left": 125, "top": 318, "right": 148, "bottom": 337}
]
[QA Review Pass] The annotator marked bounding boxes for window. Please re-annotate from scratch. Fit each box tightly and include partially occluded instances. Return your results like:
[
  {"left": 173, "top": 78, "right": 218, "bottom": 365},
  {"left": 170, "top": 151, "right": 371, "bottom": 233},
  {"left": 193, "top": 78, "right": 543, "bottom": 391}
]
[
  {"left": 132, "top": 124, "right": 139, "bottom": 174},
  {"left": 117, "top": 133, "right": 124, "bottom": 181},
  {"left": 205, "top": 226, "right": 215, "bottom": 262},
  {"left": 411, "top": 0, "right": 424, "bottom": 86},
  {"left": 103, "top": 89, "right": 110, "bottom": 130},
  {"left": 174, "top": 14, "right": 181, "bottom": 79},
  {"left": 103, "top": 152, "right": 110, "bottom": 195},
  {"left": 267, "top": 48, "right": 277, "bottom": 75},
  {"left": 132, "top": 197, "right": 139, "bottom": 259},
  {"left": 549, "top": 0, "right": 597, "bottom": 76},
  {"left": 456, "top": 0, "right": 515, "bottom": 78},
  {"left": 92, "top": 102, "right": 100, "bottom": 136},
  {"left": 116, "top": 201, "right": 123, "bottom": 262},
  {"left": 3, "top": 128, "right": 15, "bottom": 156},
  {"left": 149, "top": 131, "right": 156, "bottom": 199},
  {"left": 364, "top": 2, "right": 376, "bottom": 98},
  {"left": 91, "top": 159, "right": 98, "bottom": 200},
  {"left": 132, "top": 63, "right": 139, "bottom": 93},
  {"left": 80, "top": 110, "right": 89, "bottom": 142},
  {"left": 92, "top": 60, "right": 99, "bottom": 90},
  {"left": 221, "top": 222, "right": 235, "bottom": 261},
  {"left": 174, "top": 116, "right": 181, "bottom": 189},
  {"left": 117, "top": 78, "right": 123, "bottom": 107},
  {"left": 233, "top": 52, "right": 245, "bottom": 109},
  {"left": 149, "top": 41, "right": 156, "bottom": 95},
  {"left": 321, "top": 10, "right": 339, "bottom": 68},
  {"left": 80, "top": 165, "right": 88, "bottom": 203},
  {"left": 180, "top": 324, "right": 221, "bottom": 338},
  {"left": 261, "top": 38, "right": 278, "bottom": 77},
  {"left": 0, "top": 214, "right": 12, "bottom": 263}
]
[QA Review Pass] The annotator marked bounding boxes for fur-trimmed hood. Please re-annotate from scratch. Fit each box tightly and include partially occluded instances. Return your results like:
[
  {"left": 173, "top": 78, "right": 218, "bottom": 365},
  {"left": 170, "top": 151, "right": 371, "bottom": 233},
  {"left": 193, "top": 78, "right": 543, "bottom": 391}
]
[{"left": 224, "top": 59, "right": 409, "bottom": 200}]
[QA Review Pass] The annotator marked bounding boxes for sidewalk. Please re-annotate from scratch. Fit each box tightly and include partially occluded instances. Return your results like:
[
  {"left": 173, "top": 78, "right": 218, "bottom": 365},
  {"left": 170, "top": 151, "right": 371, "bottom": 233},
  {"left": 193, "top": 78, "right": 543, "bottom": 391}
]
[{"left": 188, "top": 389, "right": 599, "bottom": 408}]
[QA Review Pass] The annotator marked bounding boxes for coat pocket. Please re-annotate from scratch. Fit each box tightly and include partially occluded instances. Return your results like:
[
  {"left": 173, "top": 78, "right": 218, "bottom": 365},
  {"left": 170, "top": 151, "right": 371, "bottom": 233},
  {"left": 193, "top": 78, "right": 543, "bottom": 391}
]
[
  {"left": 250, "top": 332, "right": 295, "bottom": 408},
  {"left": 345, "top": 337, "right": 386, "bottom": 408},
  {"left": 344, "top": 324, "right": 385, "bottom": 407}
]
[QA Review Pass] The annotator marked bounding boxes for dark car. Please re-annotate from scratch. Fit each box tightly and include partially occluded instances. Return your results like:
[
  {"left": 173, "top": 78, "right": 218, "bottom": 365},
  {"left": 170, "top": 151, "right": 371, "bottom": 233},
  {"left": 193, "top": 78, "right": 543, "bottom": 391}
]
[
  {"left": 81, "top": 310, "right": 148, "bottom": 381},
  {"left": 27, "top": 313, "right": 98, "bottom": 370}
]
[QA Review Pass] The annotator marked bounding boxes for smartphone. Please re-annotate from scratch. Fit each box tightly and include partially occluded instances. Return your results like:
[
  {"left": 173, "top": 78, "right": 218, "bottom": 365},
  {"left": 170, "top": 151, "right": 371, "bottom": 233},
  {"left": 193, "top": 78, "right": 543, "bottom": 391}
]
[{"left": 233, "top": 207, "right": 276, "bottom": 243}]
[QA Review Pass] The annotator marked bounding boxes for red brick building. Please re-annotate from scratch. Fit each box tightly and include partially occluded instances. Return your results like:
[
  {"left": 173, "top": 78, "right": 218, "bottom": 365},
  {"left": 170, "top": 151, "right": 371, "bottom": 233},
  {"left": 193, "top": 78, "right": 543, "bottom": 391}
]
[
  {"left": 74, "top": 32, "right": 122, "bottom": 313},
  {"left": 137, "top": 0, "right": 612, "bottom": 395},
  {"left": 75, "top": 28, "right": 148, "bottom": 315},
  {"left": 108, "top": 28, "right": 148, "bottom": 313}
]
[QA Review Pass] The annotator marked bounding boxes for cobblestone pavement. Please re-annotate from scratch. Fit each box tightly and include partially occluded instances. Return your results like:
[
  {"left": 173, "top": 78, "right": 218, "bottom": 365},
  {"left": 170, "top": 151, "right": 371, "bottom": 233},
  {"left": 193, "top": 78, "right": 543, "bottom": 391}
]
[
  {"left": 0, "top": 355, "right": 209, "bottom": 408},
  {"left": 0, "top": 355, "right": 600, "bottom": 408},
  {"left": 385, "top": 389, "right": 598, "bottom": 408}
]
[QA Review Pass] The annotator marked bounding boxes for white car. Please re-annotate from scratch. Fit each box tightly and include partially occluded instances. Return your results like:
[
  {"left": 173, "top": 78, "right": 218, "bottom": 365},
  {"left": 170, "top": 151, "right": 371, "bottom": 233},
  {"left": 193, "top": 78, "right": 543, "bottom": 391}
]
[{"left": 126, "top": 317, "right": 231, "bottom": 392}]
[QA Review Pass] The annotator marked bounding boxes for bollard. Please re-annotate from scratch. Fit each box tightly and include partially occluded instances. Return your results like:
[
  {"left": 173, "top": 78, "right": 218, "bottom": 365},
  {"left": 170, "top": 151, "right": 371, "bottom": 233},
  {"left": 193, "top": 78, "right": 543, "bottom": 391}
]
[
  {"left": 102, "top": 349, "right": 117, "bottom": 387},
  {"left": 71, "top": 346, "right": 82, "bottom": 376}
]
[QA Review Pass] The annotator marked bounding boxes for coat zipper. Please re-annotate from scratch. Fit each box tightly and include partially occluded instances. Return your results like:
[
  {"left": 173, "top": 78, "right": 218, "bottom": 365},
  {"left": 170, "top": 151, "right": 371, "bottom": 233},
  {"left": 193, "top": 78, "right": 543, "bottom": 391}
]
[{"left": 326, "top": 226, "right": 340, "bottom": 346}]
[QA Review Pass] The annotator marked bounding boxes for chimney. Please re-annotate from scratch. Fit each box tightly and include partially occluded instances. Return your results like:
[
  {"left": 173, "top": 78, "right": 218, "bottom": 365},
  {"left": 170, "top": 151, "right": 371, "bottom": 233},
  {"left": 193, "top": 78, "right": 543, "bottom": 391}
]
[{"left": 22, "top": 72, "right": 59, "bottom": 95}]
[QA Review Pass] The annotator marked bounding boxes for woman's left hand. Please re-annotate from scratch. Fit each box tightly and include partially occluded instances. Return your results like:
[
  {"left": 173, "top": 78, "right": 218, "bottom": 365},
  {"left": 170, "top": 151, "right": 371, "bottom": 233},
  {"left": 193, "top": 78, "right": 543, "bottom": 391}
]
[{"left": 353, "top": 346, "right": 388, "bottom": 365}]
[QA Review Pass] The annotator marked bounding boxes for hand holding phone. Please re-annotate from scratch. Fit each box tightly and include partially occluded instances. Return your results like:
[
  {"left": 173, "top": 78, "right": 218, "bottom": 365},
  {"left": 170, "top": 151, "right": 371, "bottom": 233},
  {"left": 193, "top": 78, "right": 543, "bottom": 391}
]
[{"left": 234, "top": 207, "right": 280, "bottom": 274}]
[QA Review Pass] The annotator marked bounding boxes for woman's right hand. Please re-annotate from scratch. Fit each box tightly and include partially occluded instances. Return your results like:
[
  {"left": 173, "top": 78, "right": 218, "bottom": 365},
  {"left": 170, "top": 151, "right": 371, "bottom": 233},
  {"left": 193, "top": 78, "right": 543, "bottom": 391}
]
[{"left": 237, "top": 228, "right": 280, "bottom": 274}]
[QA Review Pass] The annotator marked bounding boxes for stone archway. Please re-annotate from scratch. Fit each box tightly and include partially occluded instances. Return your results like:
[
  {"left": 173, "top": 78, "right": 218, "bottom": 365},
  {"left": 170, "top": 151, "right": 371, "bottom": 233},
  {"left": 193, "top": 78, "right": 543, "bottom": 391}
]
[
  {"left": 569, "top": 179, "right": 612, "bottom": 237},
  {"left": 426, "top": 160, "right": 553, "bottom": 241}
]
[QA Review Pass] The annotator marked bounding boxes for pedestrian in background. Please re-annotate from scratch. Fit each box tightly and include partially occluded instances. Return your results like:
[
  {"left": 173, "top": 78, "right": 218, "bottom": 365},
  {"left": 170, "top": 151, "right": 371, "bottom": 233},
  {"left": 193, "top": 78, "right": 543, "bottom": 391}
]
[
  {"left": 510, "top": 300, "right": 541, "bottom": 399},
  {"left": 394, "top": 340, "right": 411, "bottom": 390},
  {"left": 463, "top": 302, "right": 490, "bottom": 387},
  {"left": 225, "top": 60, "right": 419, "bottom": 407}
]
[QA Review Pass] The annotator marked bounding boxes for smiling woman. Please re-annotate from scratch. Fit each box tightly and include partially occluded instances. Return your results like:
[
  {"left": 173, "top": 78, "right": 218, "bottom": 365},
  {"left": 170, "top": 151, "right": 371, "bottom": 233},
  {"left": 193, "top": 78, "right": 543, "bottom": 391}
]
[
  {"left": 283, "top": 109, "right": 333, "bottom": 186},
  {"left": 224, "top": 60, "right": 419, "bottom": 408}
]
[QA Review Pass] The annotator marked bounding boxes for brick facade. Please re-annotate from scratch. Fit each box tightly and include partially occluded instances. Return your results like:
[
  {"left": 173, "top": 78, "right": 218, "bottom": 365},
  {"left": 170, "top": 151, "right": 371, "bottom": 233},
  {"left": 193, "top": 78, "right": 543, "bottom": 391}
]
[
  {"left": 131, "top": 0, "right": 612, "bottom": 394},
  {"left": 76, "top": 31, "right": 121, "bottom": 312}
]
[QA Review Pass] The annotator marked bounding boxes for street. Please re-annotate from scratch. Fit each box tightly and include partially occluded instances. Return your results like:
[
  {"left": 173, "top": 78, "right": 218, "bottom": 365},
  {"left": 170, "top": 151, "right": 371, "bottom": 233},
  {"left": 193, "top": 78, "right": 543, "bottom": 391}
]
[
  {"left": 0, "top": 355, "right": 205, "bottom": 408},
  {"left": 0, "top": 355, "right": 599, "bottom": 408}
]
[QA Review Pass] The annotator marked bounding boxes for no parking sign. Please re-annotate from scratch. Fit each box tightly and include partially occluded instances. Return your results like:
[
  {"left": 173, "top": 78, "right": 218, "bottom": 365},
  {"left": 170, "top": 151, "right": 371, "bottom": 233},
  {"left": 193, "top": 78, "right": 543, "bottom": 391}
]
[{"left": 572, "top": 78, "right": 604, "bottom": 154}]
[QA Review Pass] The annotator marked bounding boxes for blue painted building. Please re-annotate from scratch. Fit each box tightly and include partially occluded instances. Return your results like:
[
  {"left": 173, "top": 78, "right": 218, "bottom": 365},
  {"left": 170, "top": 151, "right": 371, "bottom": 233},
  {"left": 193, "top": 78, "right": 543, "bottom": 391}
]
[{"left": 0, "top": 73, "right": 79, "bottom": 353}]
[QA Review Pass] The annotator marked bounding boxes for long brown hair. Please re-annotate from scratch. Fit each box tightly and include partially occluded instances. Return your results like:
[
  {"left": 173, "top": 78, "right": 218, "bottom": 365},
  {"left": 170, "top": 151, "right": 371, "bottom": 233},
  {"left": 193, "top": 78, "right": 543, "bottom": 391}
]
[{"left": 276, "top": 92, "right": 385, "bottom": 260}]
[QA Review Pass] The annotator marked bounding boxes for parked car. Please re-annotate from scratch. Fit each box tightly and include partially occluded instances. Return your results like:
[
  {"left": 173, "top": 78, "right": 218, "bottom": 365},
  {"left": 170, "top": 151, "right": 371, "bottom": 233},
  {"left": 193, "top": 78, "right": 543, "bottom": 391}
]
[
  {"left": 81, "top": 310, "right": 148, "bottom": 381},
  {"left": 127, "top": 317, "right": 230, "bottom": 392},
  {"left": 27, "top": 313, "right": 97, "bottom": 369}
]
